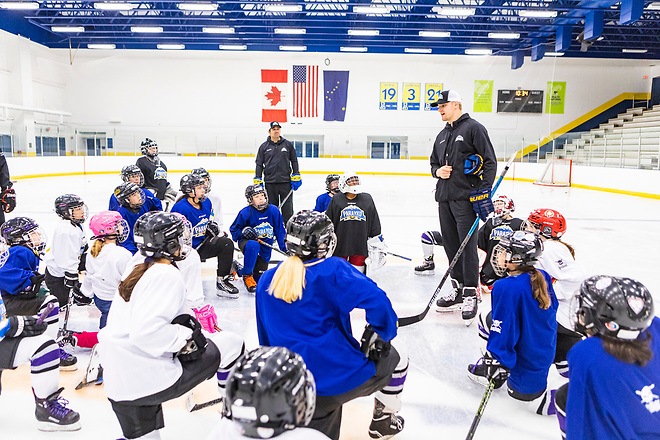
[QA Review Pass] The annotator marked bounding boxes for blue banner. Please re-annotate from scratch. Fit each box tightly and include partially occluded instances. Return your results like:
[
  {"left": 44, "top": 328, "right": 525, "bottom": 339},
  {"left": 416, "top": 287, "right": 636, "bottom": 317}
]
[{"left": 323, "top": 70, "right": 349, "bottom": 121}]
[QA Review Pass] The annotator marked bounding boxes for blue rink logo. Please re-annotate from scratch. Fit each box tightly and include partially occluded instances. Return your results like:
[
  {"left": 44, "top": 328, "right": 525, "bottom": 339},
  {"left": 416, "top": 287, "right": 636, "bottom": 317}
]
[
  {"left": 255, "top": 222, "right": 274, "bottom": 239},
  {"left": 340, "top": 206, "right": 366, "bottom": 222},
  {"left": 489, "top": 225, "right": 514, "bottom": 241},
  {"left": 193, "top": 218, "right": 209, "bottom": 238}
]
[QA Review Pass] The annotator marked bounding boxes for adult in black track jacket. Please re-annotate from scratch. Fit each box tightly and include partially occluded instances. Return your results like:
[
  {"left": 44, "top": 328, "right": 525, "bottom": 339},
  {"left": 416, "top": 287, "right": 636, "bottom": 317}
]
[
  {"left": 429, "top": 90, "right": 497, "bottom": 322},
  {"left": 0, "top": 152, "right": 16, "bottom": 225},
  {"left": 254, "top": 121, "right": 301, "bottom": 225}
]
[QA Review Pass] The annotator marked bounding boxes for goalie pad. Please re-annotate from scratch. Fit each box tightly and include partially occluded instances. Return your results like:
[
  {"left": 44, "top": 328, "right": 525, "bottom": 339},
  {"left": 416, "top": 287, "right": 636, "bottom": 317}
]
[{"left": 367, "top": 235, "right": 388, "bottom": 270}]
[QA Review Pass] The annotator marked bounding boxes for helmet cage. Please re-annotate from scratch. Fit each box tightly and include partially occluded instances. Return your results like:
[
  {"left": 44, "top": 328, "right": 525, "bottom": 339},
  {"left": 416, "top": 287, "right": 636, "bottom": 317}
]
[
  {"left": 90, "top": 212, "right": 130, "bottom": 243},
  {"left": 191, "top": 168, "right": 212, "bottom": 193},
  {"left": 490, "top": 230, "right": 542, "bottom": 277},
  {"left": 493, "top": 195, "right": 515, "bottom": 218},
  {"left": 121, "top": 165, "right": 145, "bottom": 187},
  {"left": 285, "top": 210, "right": 337, "bottom": 261},
  {"left": 246, "top": 185, "right": 269, "bottom": 210},
  {"left": 325, "top": 174, "right": 340, "bottom": 193},
  {"left": 180, "top": 174, "right": 208, "bottom": 202},
  {"left": 140, "top": 138, "right": 158, "bottom": 157},
  {"left": 55, "top": 194, "right": 89, "bottom": 225},
  {"left": 338, "top": 172, "right": 361, "bottom": 195},
  {"left": 134, "top": 212, "right": 192, "bottom": 262}
]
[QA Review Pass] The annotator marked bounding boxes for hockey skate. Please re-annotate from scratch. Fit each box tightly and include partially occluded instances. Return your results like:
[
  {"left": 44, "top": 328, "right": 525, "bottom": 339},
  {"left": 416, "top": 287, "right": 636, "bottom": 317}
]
[
  {"left": 435, "top": 279, "right": 463, "bottom": 312},
  {"left": 413, "top": 257, "right": 435, "bottom": 275},
  {"left": 231, "top": 259, "right": 244, "bottom": 279},
  {"left": 461, "top": 287, "right": 478, "bottom": 326},
  {"left": 34, "top": 387, "right": 81, "bottom": 431},
  {"left": 75, "top": 344, "right": 103, "bottom": 390},
  {"left": 467, "top": 358, "right": 490, "bottom": 388},
  {"left": 243, "top": 274, "right": 257, "bottom": 294},
  {"left": 368, "top": 399, "right": 404, "bottom": 439},
  {"left": 58, "top": 343, "right": 77, "bottom": 371},
  {"left": 216, "top": 275, "right": 239, "bottom": 299}
]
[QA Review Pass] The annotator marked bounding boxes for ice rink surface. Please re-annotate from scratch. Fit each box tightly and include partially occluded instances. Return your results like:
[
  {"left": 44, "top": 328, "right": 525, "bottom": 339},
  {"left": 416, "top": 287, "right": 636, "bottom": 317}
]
[{"left": 1, "top": 170, "right": 659, "bottom": 439}]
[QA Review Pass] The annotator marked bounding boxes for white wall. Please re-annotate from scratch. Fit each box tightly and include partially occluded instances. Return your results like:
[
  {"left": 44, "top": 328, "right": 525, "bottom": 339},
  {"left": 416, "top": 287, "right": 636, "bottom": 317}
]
[{"left": 0, "top": 29, "right": 658, "bottom": 158}]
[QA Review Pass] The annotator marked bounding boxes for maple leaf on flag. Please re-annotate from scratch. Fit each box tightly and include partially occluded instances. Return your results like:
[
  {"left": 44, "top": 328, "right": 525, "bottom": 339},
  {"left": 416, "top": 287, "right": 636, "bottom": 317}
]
[{"left": 265, "top": 86, "right": 282, "bottom": 106}]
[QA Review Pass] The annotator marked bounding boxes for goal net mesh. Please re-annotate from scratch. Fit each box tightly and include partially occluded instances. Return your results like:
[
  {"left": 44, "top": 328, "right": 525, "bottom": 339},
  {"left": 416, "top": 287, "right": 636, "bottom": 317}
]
[{"left": 534, "top": 159, "right": 572, "bottom": 187}]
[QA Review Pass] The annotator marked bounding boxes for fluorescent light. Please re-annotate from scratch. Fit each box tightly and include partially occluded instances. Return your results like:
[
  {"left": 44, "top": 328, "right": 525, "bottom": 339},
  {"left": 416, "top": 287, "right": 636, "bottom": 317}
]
[
  {"left": 131, "top": 26, "right": 163, "bottom": 33},
  {"left": 157, "top": 44, "right": 185, "bottom": 50},
  {"left": 348, "top": 29, "right": 379, "bottom": 36},
  {"left": 177, "top": 2, "right": 216, "bottom": 11},
  {"left": 353, "top": 6, "right": 390, "bottom": 14},
  {"left": 0, "top": 2, "right": 39, "bottom": 10},
  {"left": 419, "top": 30, "right": 450, "bottom": 37},
  {"left": 488, "top": 32, "right": 520, "bottom": 39},
  {"left": 518, "top": 10, "right": 557, "bottom": 18},
  {"left": 93, "top": 2, "right": 138, "bottom": 10},
  {"left": 405, "top": 48, "right": 432, "bottom": 54},
  {"left": 465, "top": 48, "right": 492, "bottom": 55},
  {"left": 279, "top": 45, "right": 307, "bottom": 51},
  {"left": 647, "top": 2, "right": 660, "bottom": 9},
  {"left": 219, "top": 44, "right": 247, "bottom": 50},
  {"left": 433, "top": 7, "right": 475, "bottom": 17},
  {"left": 274, "top": 28, "right": 306, "bottom": 34},
  {"left": 622, "top": 48, "right": 647, "bottom": 53},
  {"left": 87, "top": 43, "right": 116, "bottom": 49},
  {"left": 202, "top": 26, "right": 234, "bottom": 33},
  {"left": 545, "top": 51, "right": 564, "bottom": 56},
  {"left": 264, "top": 4, "right": 302, "bottom": 12},
  {"left": 51, "top": 26, "right": 85, "bottom": 32},
  {"left": 340, "top": 46, "right": 368, "bottom": 52}
]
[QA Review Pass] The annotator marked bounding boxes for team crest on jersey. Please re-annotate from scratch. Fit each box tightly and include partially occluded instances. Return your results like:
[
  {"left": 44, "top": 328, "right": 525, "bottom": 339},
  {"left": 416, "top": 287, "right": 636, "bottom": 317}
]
[
  {"left": 340, "top": 205, "right": 366, "bottom": 222},
  {"left": 635, "top": 384, "right": 660, "bottom": 414},
  {"left": 192, "top": 218, "right": 209, "bottom": 238},
  {"left": 489, "top": 225, "right": 514, "bottom": 241},
  {"left": 154, "top": 167, "right": 167, "bottom": 180},
  {"left": 490, "top": 319, "right": 502, "bottom": 334},
  {"left": 556, "top": 258, "right": 567, "bottom": 269},
  {"left": 255, "top": 222, "right": 274, "bottom": 239},
  {"left": 456, "top": 135, "right": 464, "bottom": 142}
]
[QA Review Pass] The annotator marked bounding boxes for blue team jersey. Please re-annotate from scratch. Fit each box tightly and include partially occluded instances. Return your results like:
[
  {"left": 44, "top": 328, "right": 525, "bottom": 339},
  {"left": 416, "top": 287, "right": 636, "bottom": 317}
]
[
  {"left": 116, "top": 198, "right": 162, "bottom": 254},
  {"left": 229, "top": 204, "right": 286, "bottom": 262},
  {"left": 314, "top": 193, "right": 332, "bottom": 213},
  {"left": 487, "top": 270, "right": 558, "bottom": 395},
  {"left": 0, "top": 246, "right": 39, "bottom": 296},
  {"left": 566, "top": 317, "right": 660, "bottom": 440},
  {"left": 171, "top": 198, "right": 214, "bottom": 249},
  {"left": 256, "top": 256, "right": 398, "bottom": 396},
  {"left": 109, "top": 188, "right": 161, "bottom": 212}
]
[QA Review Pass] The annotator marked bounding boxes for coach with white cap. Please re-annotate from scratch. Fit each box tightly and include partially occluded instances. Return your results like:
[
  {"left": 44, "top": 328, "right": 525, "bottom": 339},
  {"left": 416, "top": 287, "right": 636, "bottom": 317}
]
[{"left": 429, "top": 90, "right": 497, "bottom": 324}]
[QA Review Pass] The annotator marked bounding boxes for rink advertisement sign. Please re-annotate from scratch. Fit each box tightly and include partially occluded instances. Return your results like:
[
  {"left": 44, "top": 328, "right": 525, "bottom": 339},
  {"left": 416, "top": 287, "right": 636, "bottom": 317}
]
[
  {"left": 546, "top": 81, "right": 566, "bottom": 114},
  {"left": 402, "top": 83, "right": 421, "bottom": 111},
  {"left": 379, "top": 82, "right": 398, "bottom": 110},
  {"left": 424, "top": 83, "right": 443, "bottom": 111},
  {"left": 473, "top": 80, "right": 494, "bottom": 113}
]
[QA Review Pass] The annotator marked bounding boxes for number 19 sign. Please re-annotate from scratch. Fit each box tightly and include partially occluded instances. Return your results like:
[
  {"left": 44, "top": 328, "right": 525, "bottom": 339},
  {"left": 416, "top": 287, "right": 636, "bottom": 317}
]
[
  {"left": 402, "top": 83, "right": 421, "bottom": 111},
  {"left": 379, "top": 82, "right": 398, "bottom": 110},
  {"left": 425, "top": 83, "right": 444, "bottom": 111}
]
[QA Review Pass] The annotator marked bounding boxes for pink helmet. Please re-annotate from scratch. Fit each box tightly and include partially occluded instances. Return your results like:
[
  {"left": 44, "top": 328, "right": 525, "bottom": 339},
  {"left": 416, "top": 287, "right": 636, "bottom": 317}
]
[{"left": 90, "top": 211, "right": 129, "bottom": 243}]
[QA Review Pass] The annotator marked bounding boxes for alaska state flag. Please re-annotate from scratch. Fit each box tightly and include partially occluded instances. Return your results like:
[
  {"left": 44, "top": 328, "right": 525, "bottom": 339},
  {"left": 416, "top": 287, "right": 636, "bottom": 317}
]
[{"left": 323, "top": 70, "right": 349, "bottom": 121}]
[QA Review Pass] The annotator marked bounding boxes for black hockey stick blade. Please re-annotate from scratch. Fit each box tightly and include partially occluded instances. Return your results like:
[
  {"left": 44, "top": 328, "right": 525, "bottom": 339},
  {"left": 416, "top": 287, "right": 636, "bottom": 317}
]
[
  {"left": 186, "top": 392, "right": 223, "bottom": 412},
  {"left": 465, "top": 379, "right": 496, "bottom": 440},
  {"left": 397, "top": 150, "right": 521, "bottom": 328}
]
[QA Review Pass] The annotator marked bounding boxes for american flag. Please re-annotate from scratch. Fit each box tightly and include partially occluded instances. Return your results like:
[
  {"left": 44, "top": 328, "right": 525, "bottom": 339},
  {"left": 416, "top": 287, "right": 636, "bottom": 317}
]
[{"left": 292, "top": 65, "right": 318, "bottom": 118}]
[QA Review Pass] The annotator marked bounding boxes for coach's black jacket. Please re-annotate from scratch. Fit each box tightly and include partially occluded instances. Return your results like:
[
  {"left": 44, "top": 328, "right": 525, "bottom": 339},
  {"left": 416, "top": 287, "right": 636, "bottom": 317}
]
[{"left": 255, "top": 137, "right": 299, "bottom": 184}]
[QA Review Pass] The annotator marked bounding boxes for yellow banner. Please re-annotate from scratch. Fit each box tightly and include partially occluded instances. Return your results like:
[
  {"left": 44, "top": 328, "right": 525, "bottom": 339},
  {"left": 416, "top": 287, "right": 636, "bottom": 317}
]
[
  {"left": 379, "top": 82, "right": 398, "bottom": 110},
  {"left": 402, "top": 83, "right": 421, "bottom": 111},
  {"left": 424, "top": 83, "right": 443, "bottom": 111}
]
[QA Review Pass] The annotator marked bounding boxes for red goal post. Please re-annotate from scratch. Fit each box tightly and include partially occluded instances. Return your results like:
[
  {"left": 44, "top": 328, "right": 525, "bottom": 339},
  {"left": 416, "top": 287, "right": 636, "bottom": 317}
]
[{"left": 533, "top": 159, "right": 572, "bottom": 187}]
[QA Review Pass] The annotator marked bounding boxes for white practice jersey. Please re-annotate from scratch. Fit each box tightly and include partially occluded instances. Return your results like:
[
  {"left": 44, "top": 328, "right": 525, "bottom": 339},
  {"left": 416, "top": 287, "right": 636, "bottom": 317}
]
[
  {"left": 81, "top": 243, "right": 133, "bottom": 302},
  {"left": 534, "top": 239, "right": 587, "bottom": 330},
  {"left": 98, "top": 262, "right": 192, "bottom": 401},
  {"left": 207, "top": 418, "right": 331, "bottom": 440},
  {"left": 43, "top": 220, "right": 86, "bottom": 277}
]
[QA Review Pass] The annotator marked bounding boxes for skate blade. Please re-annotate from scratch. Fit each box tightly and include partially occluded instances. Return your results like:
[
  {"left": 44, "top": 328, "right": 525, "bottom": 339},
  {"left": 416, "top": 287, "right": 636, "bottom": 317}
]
[
  {"left": 59, "top": 364, "right": 78, "bottom": 372},
  {"left": 467, "top": 373, "right": 490, "bottom": 388},
  {"left": 414, "top": 271, "right": 435, "bottom": 276},
  {"left": 463, "top": 317, "right": 476, "bottom": 327},
  {"left": 37, "top": 420, "right": 81, "bottom": 432},
  {"left": 435, "top": 305, "right": 462, "bottom": 313},
  {"left": 216, "top": 290, "right": 239, "bottom": 299}
]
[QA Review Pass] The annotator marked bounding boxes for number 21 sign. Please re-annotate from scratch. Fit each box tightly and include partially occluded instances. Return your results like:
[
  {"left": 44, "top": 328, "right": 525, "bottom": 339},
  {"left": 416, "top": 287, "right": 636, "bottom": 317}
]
[{"left": 424, "top": 83, "right": 443, "bottom": 111}]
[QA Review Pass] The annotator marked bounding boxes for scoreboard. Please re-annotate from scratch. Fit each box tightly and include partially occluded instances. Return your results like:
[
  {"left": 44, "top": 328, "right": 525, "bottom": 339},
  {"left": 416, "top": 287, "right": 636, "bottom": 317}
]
[{"left": 497, "top": 89, "right": 544, "bottom": 113}]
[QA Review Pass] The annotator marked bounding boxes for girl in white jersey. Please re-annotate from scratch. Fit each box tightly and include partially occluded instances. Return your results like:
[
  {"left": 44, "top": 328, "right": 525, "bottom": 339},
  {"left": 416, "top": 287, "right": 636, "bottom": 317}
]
[{"left": 524, "top": 208, "right": 586, "bottom": 377}]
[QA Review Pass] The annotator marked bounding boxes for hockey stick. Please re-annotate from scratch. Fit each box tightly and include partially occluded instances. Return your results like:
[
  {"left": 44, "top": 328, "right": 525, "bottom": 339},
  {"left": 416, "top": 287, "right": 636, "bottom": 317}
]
[
  {"left": 398, "top": 150, "right": 520, "bottom": 327},
  {"left": 58, "top": 288, "right": 75, "bottom": 337},
  {"left": 465, "top": 379, "right": 496, "bottom": 440},
  {"left": 185, "top": 393, "right": 223, "bottom": 412},
  {"left": 278, "top": 189, "right": 293, "bottom": 209},
  {"left": 36, "top": 302, "right": 55, "bottom": 325},
  {"left": 387, "top": 251, "right": 412, "bottom": 261},
  {"left": 256, "top": 238, "right": 289, "bottom": 257}
]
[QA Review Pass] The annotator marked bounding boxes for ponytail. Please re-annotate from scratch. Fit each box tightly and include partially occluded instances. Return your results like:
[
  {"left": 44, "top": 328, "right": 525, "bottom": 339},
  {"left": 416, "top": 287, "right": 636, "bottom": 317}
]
[
  {"left": 90, "top": 239, "right": 106, "bottom": 258},
  {"left": 518, "top": 265, "right": 551, "bottom": 310},
  {"left": 267, "top": 256, "right": 306, "bottom": 303},
  {"left": 118, "top": 260, "right": 155, "bottom": 302},
  {"left": 554, "top": 238, "right": 575, "bottom": 258},
  {"left": 601, "top": 333, "right": 653, "bottom": 366}
]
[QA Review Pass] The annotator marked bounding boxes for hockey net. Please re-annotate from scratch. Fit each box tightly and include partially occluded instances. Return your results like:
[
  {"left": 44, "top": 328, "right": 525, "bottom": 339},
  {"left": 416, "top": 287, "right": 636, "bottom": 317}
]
[{"left": 534, "top": 159, "right": 572, "bottom": 187}]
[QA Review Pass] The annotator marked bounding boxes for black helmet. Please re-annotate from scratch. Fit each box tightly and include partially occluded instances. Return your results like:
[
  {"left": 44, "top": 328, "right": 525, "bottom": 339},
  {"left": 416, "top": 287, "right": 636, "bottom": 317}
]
[
  {"left": 54, "top": 194, "right": 88, "bottom": 225},
  {"left": 191, "top": 167, "right": 212, "bottom": 193},
  {"left": 0, "top": 216, "right": 47, "bottom": 256},
  {"left": 121, "top": 164, "right": 144, "bottom": 187},
  {"left": 573, "top": 275, "right": 654, "bottom": 339},
  {"left": 245, "top": 184, "right": 269, "bottom": 210},
  {"left": 285, "top": 210, "right": 336, "bottom": 261},
  {"left": 140, "top": 138, "right": 158, "bottom": 157},
  {"left": 490, "top": 230, "right": 543, "bottom": 277},
  {"left": 224, "top": 346, "right": 316, "bottom": 438},
  {"left": 114, "top": 182, "right": 145, "bottom": 210},
  {"left": 133, "top": 211, "right": 192, "bottom": 261},
  {"left": 180, "top": 174, "right": 207, "bottom": 201},
  {"left": 325, "top": 174, "right": 340, "bottom": 193}
]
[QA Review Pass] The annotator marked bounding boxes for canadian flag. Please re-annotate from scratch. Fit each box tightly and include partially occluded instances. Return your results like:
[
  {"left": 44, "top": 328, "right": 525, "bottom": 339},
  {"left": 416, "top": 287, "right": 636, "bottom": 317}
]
[{"left": 261, "top": 69, "right": 288, "bottom": 123}]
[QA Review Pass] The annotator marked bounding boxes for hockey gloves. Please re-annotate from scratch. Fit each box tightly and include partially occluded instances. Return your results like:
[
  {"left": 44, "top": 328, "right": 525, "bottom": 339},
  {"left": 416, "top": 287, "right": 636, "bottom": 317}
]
[
  {"left": 253, "top": 177, "right": 263, "bottom": 186},
  {"left": 206, "top": 221, "right": 221, "bottom": 239},
  {"left": 469, "top": 188, "right": 494, "bottom": 222},
  {"left": 1, "top": 187, "right": 16, "bottom": 213},
  {"left": 291, "top": 173, "right": 302, "bottom": 191},
  {"left": 64, "top": 272, "right": 79, "bottom": 290},
  {"left": 71, "top": 284, "right": 92, "bottom": 306},
  {"left": 242, "top": 226, "right": 258, "bottom": 241},
  {"left": 172, "top": 314, "right": 207, "bottom": 362},
  {"left": 483, "top": 352, "right": 510, "bottom": 389},
  {"left": 360, "top": 324, "right": 392, "bottom": 362},
  {"left": 25, "top": 272, "right": 45, "bottom": 296},
  {"left": 1, "top": 315, "right": 48, "bottom": 338},
  {"left": 193, "top": 304, "right": 219, "bottom": 333}
]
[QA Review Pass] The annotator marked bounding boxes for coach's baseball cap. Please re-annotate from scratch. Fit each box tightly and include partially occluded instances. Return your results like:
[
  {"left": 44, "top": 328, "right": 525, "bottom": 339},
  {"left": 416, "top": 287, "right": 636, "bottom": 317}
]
[
  {"left": 430, "top": 90, "right": 462, "bottom": 107},
  {"left": 269, "top": 121, "right": 282, "bottom": 129}
]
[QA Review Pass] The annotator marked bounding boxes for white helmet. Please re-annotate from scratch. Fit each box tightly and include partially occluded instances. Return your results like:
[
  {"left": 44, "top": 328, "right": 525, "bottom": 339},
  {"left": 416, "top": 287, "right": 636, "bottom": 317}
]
[{"left": 338, "top": 171, "right": 362, "bottom": 195}]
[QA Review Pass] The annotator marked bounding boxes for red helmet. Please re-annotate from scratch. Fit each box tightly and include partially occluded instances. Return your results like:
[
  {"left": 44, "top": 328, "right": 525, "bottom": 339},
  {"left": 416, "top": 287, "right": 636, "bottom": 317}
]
[
  {"left": 493, "top": 195, "right": 515, "bottom": 217},
  {"left": 526, "top": 208, "right": 566, "bottom": 239}
]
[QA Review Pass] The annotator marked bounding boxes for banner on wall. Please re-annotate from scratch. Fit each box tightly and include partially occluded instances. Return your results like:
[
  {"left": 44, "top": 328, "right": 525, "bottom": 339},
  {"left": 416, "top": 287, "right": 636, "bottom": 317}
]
[
  {"left": 402, "top": 83, "right": 420, "bottom": 110},
  {"left": 424, "top": 83, "right": 443, "bottom": 111},
  {"left": 323, "top": 70, "right": 349, "bottom": 122},
  {"left": 261, "top": 69, "right": 288, "bottom": 122},
  {"left": 379, "top": 82, "right": 398, "bottom": 110},
  {"left": 546, "top": 81, "right": 566, "bottom": 114},
  {"left": 292, "top": 65, "right": 318, "bottom": 118},
  {"left": 474, "top": 80, "right": 494, "bottom": 113}
]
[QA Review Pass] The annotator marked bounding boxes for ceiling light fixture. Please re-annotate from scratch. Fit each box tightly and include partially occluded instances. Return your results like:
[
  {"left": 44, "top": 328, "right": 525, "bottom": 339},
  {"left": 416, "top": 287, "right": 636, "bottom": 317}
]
[
  {"left": 419, "top": 31, "right": 450, "bottom": 37},
  {"left": 348, "top": 29, "right": 379, "bottom": 36},
  {"left": 488, "top": 32, "right": 520, "bottom": 39},
  {"left": 51, "top": 26, "right": 85, "bottom": 32},
  {"left": 279, "top": 45, "right": 307, "bottom": 51},
  {"left": 177, "top": 2, "right": 217, "bottom": 11},
  {"left": 340, "top": 46, "right": 368, "bottom": 52},
  {"left": 353, "top": 6, "right": 390, "bottom": 14},
  {"left": 622, "top": 48, "right": 647, "bottom": 53},
  {"left": 202, "top": 26, "right": 234, "bottom": 33},
  {"left": 518, "top": 10, "right": 557, "bottom": 18},
  {"left": 93, "top": 2, "right": 138, "bottom": 10},
  {"left": 545, "top": 51, "right": 565, "bottom": 56},
  {"left": 432, "top": 7, "right": 475, "bottom": 17},
  {"left": 274, "top": 28, "right": 306, "bottom": 34},
  {"left": 131, "top": 26, "right": 163, "bottom": 33},
  {"left": 405, "top": 48, "right": 432, "bottom": 54},
  {"left": 0, "top": 2, "right": 39, "bottom": 9},
  {"left": 264, "top": 4, "right": 302, "bottom": 12},
  {"left": 219, "top": 44, "right": 247, "bottom": 50},
  {"left": 87, "top": 43, "right": 116, "bottom": 49},
  {"left": 465, "top": 48, "right": 492, "bottom": 55},
  {"left": 157, "top": 44, "right": 185, "bottom": 50}
]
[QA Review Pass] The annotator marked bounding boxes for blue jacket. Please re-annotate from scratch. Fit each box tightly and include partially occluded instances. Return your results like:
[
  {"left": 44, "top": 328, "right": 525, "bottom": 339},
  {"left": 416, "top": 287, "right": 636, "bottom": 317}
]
[
  {"left": 171, "top": 198, "right": 214, "bottom": 249},
  {"left": 109, "top": 188, "right": 160, "bottom": 212},
  {"left": 229, "top": 204, "right": 286, "bottom": 262},
  {"left": 116, "top": 198, "right": 162, "bottom": 254},
  {"left": 0, "top": 246, "right": 39, "bottom": 296},
  {"left": 256, "top": 257, "right": 398, "bottom": 396},
  {"left": 314, "top": 193, "right": 332, "bottom": 213}
]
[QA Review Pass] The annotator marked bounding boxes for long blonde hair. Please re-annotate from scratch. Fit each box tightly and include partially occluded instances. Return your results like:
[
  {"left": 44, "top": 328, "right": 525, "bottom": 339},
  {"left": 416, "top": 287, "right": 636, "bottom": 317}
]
[
  {"left": 267, "top": 256, "right": 307, "bottom": 303},
  {"left": 90, "top": 238, "right": 106, "bottom": 258}
]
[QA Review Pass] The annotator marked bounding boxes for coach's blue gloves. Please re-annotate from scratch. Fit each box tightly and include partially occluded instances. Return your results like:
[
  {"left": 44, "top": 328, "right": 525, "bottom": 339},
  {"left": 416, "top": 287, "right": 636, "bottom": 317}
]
[
  {"left": 291, "top": 173, "right": 302, "bottom": 191},
  {"left": 253, "top": 177, "right": 263, "bottom": 186},
  {"left": 469, "top": 188, "right": 494, "bottom": 222}
]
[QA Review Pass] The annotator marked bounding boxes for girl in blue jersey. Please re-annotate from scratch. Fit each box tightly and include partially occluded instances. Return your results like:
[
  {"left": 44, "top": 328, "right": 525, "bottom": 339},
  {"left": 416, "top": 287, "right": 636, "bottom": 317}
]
[
  {"left": 229, "top": 184, "right": 286, "bottom": 293},
  {"left": 555, "top": 275, "right": 660, "bottom": 440},
  {"left": 113, "top": 181, "right": 162, "bottom": 254},
  {"left": 468, "top": 230, "right": 559, "bottom": 415},
  {"left": 172, "top": 174, "right": 237, "bottom": 298},
  {"left": 255, "top": 210, "right": 408, "bottom": 440},
  {"left": 109, "top": 164, "right": 162, "bottom": 212},
  {"left": 313, "top": 174, "right": 339, "bottom": 213}
]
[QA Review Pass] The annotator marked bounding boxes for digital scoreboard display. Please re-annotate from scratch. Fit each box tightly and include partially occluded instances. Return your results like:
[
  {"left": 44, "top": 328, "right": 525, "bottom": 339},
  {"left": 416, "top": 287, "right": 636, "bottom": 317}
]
[{"left": 497, "top": 89, "right": 544, "bottom": 113}]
